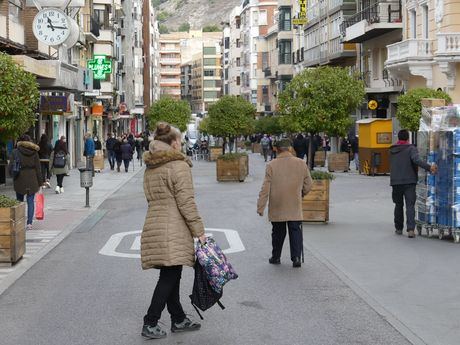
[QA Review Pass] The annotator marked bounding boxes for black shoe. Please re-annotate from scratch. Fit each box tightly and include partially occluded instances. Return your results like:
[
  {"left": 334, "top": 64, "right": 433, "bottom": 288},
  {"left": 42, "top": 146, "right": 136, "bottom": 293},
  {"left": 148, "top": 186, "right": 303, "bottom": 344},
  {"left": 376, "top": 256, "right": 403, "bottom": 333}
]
[
  {"left": 293, "top": 257, "right": 301, "bottom": 268},
  {"left": 171, "top": 317, "right": 201, "bottom": 333},
  {"left": 395, "top": 229, "right": 403, "bottom": 235},
  {"left": 268, "top": 257, "right": 281, "bottom": 264},
  {"left": 142, "top": 324, "right": 167, "bottom": 339}
]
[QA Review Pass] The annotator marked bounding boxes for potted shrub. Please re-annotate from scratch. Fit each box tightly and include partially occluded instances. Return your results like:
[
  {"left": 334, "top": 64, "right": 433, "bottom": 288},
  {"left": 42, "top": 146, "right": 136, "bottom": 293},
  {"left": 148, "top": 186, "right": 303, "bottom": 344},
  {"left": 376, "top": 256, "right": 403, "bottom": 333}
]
[
  {"left": 216, "top": 152, "right": 249, "bottom": 182},
  {"left": 0, "top": 195, "right": 25, "bottom": 264},
  {"left": 302, "top": 171, "right": 334, "bottom": 223},
  {"left": 206, "top": 96, "right": 255, "bottom": 181}
]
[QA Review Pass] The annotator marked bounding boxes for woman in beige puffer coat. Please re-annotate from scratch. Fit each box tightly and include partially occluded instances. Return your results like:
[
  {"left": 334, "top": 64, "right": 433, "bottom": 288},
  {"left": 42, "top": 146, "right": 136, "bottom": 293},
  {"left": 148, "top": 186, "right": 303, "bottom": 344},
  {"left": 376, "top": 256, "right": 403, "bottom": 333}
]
[{"left": 140, "top": 122, "right": 206, "bottom": 340}]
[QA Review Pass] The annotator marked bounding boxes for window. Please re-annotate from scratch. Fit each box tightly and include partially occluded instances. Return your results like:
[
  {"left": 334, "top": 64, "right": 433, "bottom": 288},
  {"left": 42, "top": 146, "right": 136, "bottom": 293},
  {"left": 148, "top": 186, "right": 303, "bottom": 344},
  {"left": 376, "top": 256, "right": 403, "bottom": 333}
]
[
  {"left": 279, "top": 7, "right": 291, "bottom": 31},
  {"left": 422, "top": 5, "right": 428, "bottom": 39},
  {"left": 224, "top": 68, "right": 229, "bottom": 80},
  {"left": 236, "top": 17, "right": 241, "bottom": 29},
  {"left": 410, "top": 10, "right": 416, "bottom": 39},
  {"left": 259, "top": 10, "right": 267, "bottom": 25},
  {"left": 204, "top": 47, "right": 217, "bottom": 55},
  {"left": 262, "top": 52, "right": 269, "bottom": 70},
  {"left": 252, "top": 11, "right": 259, "bottom": 26},
  {"left": 204, "top": 69, "right": 215, "bottom": 76},
  {"left": 236, "top": 76, "right": 241, "bottom": 85},
  {"left": 204, "top": 80, "right": 217, "bottom": 88},
  {"left": 236, "top": 57, "right": 241, "bottom": 67},
  {"left": 9, "top": 0, "right": 22, "bottom": 24},
  {"left": 236, "top": 39, "right": 241, "bottom": 48},
  {"left": 204, "top": 58, "right": 216, "bottom": 66},
  {"left": 94, "top": 7, "right": 110, "bottom": 30},
  {"left": 204, "top": 91, "right": 218, "bottom": 99},
  {"left": 224, "top": 37, "right": 230, "bottom": 49},
  {"left": 278, "top": 40, "right": 292, "bottom": 64}
]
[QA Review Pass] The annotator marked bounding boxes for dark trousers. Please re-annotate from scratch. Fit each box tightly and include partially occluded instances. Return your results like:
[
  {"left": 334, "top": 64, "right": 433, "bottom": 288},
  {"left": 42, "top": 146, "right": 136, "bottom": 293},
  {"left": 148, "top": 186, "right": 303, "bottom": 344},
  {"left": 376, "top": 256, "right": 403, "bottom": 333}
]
[
  {"left": 123, "top": 159, "right": 130, "bottom": 171},
  {"left": 262, "top": 148, "right": 269, "bottom": 161},
  {"left": 108, "top": 150, "right": 116, "bottom": 169},
  {"left": 144, "top": 266, "right": 186, "bottom": 326},
  {"left": 271, "top": 221, "right": 303, "bottom": 261},
  {"left": 392, "top": 184, "right": 416, "bottom": 231},
  {"left": 40, "top": 162, "right": 50, "bottom": 181},
  {"left": 56, "top": 174, "right": 65, "bottom": 188}
]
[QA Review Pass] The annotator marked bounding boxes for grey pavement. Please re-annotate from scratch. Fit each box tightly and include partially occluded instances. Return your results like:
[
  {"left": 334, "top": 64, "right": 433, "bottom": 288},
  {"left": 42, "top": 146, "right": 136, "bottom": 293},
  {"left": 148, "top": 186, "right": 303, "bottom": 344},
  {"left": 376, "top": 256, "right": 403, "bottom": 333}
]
[
  {"left": 0, "top": 153, "right": 413, "bottom": 345},
  {"left": 0, "top": 157, "right": 143, "bottom": 295}
]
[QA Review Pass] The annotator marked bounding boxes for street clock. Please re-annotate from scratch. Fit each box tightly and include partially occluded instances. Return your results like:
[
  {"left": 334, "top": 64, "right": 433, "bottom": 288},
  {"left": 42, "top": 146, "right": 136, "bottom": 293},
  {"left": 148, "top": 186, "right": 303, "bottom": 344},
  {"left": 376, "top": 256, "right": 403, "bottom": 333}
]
[{"left": 32, "top": 8, "right": 71, "bottom": 46}]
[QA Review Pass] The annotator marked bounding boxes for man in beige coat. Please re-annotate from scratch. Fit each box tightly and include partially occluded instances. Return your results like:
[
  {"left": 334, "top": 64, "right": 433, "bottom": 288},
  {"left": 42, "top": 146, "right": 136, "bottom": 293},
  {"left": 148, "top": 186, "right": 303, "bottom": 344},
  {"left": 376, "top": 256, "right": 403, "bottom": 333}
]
[{"left": 257, "top": 138, "right": 313, "bottom": 267}]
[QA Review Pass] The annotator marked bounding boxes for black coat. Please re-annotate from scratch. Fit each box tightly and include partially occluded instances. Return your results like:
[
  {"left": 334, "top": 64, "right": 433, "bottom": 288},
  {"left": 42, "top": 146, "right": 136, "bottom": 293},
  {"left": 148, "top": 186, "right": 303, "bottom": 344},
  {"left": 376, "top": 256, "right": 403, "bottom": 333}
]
[
  {"left": 121, "top": 143, "right": 133, "bottom": 160},
  {"left": 9, "top": 141, "right": 42, "bottom": 195},
  {"left": 293, "top": 136, "right": 308, "bottom": 156},
  {"left": 390, "top": 144, "right": 431, "bottom": 186}
]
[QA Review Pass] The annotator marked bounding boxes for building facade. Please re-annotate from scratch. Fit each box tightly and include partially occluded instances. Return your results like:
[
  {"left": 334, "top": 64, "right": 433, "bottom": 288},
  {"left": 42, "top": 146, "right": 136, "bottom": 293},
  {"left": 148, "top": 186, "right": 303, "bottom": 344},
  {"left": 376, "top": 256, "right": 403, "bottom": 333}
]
[{"left": 223, "top": 6, "right": 242, "bottom": 96}]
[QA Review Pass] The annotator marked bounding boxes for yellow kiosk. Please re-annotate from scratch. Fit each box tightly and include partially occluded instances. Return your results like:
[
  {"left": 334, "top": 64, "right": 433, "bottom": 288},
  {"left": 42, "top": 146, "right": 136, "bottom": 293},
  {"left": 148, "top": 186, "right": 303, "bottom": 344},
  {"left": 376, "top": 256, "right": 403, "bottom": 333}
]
[{"left": 357, "top": 118, "right": 392, "bottom": 175}]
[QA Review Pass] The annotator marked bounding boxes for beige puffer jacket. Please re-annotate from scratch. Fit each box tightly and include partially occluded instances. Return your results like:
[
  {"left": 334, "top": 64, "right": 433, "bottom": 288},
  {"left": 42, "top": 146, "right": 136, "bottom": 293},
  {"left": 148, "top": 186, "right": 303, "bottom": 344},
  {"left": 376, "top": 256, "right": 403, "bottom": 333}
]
[{"left": 141, "top": 140, "right": 205, "bottom": 269}]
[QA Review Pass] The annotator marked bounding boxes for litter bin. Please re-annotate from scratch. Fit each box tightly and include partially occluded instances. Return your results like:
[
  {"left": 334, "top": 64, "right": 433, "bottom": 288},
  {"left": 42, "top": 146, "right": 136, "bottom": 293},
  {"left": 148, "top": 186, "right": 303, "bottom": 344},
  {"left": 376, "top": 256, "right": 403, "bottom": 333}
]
[{"left": 79, "top": 168, "right": 93, "bottom": 207}]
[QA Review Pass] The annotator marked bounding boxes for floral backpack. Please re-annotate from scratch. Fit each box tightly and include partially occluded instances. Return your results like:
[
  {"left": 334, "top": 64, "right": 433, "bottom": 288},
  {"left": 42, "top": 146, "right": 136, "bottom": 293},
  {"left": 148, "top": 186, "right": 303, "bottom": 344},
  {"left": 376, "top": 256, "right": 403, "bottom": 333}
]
[{"left": 195, "top": 237, "right": 238, "bottom": 294}]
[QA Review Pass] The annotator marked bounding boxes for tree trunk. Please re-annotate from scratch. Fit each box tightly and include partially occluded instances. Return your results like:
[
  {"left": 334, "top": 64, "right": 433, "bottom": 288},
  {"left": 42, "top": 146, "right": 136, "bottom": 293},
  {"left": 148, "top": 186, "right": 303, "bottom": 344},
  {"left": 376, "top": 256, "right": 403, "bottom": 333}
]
[{"left": 222, "top": 137, "right": 226, "bottom": 155}]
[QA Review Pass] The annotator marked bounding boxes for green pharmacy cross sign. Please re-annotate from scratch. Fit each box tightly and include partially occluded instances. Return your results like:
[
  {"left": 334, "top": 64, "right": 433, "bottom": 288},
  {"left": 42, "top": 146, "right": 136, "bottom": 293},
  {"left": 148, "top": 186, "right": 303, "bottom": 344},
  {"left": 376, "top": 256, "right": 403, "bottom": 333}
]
[{"left": 87, "top": 55, "right": 112, "bottom": 80}]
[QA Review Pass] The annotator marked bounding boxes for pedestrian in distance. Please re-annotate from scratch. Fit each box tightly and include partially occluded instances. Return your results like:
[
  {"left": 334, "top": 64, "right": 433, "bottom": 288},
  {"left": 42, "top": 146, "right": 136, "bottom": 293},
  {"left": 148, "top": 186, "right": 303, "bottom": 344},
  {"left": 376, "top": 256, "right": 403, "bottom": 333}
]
[
  {"left": 106, "top": 133, "right": 117, "bottom": 171},
  {"left": 50, "top": 139, "right": 70, "bottom": 194},
  {"left": 260, "top": 134, "right": 270, "bottom": 162},
  {"left": 8, "top": 134, "right": 43, "bottom": 230},
  {"left": 257, "top": 138, "right": 313, "bottom": 267},
  {"left": 120, "top": 139, "right": 133, "bottom": 172},
  {"left": 390, "top": 129, "right": 437, "bottom": 238},
  {"left": 293, "top": 133, "right": 308, "bottom": 160},
  {"left": 94, "top": 135, "right": 102, "bottom": 151},
  {"left": 351, "top": 135, "right": 360, "bottom": 171},
  {"left": 84, "top": 132, "right": 95, "bottom": 176},
  {"left": 114, "top": 137, "right": 123, "bottom": 172},
  {"left": 38, "top": 134, "right": 53, "bottom": 188},
  {"left": 141, "top": 122, "right": 206, "bottom": 339}
]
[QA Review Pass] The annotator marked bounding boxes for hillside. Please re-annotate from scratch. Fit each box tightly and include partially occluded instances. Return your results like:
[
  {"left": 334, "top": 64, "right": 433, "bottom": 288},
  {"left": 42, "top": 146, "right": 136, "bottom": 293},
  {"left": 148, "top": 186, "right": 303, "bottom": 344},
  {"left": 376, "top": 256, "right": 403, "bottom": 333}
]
[{"left": 154, "top": 0, "right": 241, "bottom": 31}]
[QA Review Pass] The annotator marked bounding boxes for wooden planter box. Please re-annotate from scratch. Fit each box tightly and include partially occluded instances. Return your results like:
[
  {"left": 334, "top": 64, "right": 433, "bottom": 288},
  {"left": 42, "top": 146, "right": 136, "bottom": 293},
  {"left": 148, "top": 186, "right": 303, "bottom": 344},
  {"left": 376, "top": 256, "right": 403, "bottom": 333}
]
[
  {"left": 302, "top": 180, "right": 330, "bottom": 223},
  {"left": 216, "top": 155, "right": 249, "bottom": 182},
  {"left": 252, "top": 143, "right": 261, "bottom": 154},
  {"left": 327, "top": 152, "right": 349, "bottom": 172},
  {"left": 209, "top": 147, "right": 222, "bottom": 162},
  {"left": 0, "top": 202, "right": 26, "bottom": 264},
  {"left": 314, "top": 150, "right": 326, "bottom": 167}
]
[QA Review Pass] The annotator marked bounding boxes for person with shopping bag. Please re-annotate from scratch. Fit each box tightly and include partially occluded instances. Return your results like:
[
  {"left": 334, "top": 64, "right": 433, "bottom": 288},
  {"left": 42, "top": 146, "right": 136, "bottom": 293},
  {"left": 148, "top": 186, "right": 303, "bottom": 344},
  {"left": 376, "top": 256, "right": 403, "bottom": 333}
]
[{"left": 140, "top": 122, "right": 206, "bottom": 340}]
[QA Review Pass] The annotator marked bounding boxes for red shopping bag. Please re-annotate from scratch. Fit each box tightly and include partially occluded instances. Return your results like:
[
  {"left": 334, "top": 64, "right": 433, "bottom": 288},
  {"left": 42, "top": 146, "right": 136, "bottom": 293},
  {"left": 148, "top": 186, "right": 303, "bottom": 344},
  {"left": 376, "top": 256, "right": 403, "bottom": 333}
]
[{"left": 35, "top": 190, "right": 44, "bottom": 220}]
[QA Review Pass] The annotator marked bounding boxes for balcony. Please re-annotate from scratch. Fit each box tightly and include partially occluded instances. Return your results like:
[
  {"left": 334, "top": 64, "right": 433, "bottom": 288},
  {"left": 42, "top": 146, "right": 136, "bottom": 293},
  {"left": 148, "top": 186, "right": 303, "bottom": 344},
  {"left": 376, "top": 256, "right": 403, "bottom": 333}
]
[
  {"left": 160, "top": 78, "right": 181, "bottom": 84},
  {"left": 160, "top": 58, "right": 181, "bottom": 64},
  {"left": 437, "top": 33, "right": 460, "bottom": 58},
  {"left": 341, "top": 1, "right": 402, "bottom": 43},
  {"left": 161, "top": 68, "right": 181, "bottom": 75},
  {"left": 386, "top": 39, "right": 434, "bottom": 64},
  {"left": 81, "top": 14, "right": 100, "bottom": 43}
]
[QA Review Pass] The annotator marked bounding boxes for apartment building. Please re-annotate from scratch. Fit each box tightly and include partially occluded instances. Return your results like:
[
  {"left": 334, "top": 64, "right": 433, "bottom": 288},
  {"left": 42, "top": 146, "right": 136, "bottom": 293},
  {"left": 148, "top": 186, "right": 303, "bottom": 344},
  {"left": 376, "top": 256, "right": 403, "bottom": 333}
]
[
  {"left": 190, "top": 42, "right": 223, "bottom": 113},
  {"left": 294, "top": 0, "right": 357, "bottom": 72},
  {"left": 341, "top": 0, "right": 403, "bottom": 119},
  {"left": 159, "top": 32, "right": 188, "bottom": 99},
  {"left": 385, "top": 0, "right": 460, "bottom": 103},
  {"left": 223, "top": 6, "right": 242, "bottom": 96},
  {"left": 181, "top": 63, "right": 192, "bottom": 104}
]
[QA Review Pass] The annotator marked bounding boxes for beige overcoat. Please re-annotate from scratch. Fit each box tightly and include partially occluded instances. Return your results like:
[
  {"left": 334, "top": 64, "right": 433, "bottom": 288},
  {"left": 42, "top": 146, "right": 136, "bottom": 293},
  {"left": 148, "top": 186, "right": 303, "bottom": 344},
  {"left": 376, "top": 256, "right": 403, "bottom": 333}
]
[
  {"left": 257, "top": 151, "right": 313, "bottom": 222},
  {"left": 141, "top": 140, "right": 205, "bottom": 269}
]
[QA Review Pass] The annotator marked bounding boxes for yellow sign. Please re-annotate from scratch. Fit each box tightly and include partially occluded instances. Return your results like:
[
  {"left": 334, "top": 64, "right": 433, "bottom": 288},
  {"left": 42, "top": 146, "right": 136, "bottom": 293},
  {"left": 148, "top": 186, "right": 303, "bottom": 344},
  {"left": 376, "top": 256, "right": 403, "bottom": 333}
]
[
  {"left": 293, "top": 18, "right": 307, "bottom": 25},
  {"left": 299, "top": 0, "right": 307, "bottom": 17},
  {"left": 368, "top": 100, "right": 378, "bottom": 110}
]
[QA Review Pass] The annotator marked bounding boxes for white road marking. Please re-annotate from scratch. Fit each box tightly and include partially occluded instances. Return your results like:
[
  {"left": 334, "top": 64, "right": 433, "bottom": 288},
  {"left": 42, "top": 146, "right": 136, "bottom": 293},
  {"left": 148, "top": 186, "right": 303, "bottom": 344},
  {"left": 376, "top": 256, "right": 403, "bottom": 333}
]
[{"left": 99, "top": 228, "right": 245, "bottom": 259}]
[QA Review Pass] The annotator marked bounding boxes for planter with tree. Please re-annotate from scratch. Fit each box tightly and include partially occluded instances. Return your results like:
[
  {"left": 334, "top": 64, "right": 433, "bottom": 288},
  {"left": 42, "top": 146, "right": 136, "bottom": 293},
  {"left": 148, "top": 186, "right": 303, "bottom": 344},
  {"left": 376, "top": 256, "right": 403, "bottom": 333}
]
[
  {"left": 206, "top": 96, "right": 255, "bottom": 182},
  {"left": 278, "top": 66, "right": 365, "bottom": 172},
  {"left": 0, "top": 53, "right": 40, "bottom": 264},
  {"left": 302, "top": 171, "right": 334, "bottom": 223}
]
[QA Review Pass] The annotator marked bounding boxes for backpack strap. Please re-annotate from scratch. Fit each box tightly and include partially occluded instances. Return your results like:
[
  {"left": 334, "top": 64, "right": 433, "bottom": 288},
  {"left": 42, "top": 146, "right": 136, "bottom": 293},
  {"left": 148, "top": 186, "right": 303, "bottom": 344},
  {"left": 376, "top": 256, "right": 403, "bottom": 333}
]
[
  {"left": 217, "top": 300, "right": 225, "bottom": 310},
  {"left": 191, "top": 302, "right": 204, "bottom": 320}
]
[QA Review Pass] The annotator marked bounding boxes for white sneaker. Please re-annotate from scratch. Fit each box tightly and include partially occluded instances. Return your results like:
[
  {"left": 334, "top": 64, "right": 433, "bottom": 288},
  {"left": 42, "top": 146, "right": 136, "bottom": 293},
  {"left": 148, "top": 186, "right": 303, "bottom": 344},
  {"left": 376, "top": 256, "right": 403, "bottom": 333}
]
[
  {"left": 60, "top": 187, "right": 64, "bottom": 194},
  {"left": 26, "top": 224, "right": 32, "bottom": 230},
  {"left": 55, "top": 186, "right": 60, "bottom": 194}
]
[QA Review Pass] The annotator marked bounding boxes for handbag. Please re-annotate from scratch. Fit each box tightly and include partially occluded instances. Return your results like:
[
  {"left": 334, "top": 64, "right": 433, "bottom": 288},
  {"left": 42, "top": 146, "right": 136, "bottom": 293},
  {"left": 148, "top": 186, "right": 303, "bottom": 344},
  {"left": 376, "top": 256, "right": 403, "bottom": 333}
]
[{"left": 35, "top": 188, "right": 44, "bottom": 220}]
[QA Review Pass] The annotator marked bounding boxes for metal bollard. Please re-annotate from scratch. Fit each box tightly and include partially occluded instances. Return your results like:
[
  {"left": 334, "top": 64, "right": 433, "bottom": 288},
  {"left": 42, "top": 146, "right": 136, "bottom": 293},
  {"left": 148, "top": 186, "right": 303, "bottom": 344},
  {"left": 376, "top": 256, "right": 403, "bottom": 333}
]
[{"left": 79, "top": 168, "right": 93, "bottom": 208}]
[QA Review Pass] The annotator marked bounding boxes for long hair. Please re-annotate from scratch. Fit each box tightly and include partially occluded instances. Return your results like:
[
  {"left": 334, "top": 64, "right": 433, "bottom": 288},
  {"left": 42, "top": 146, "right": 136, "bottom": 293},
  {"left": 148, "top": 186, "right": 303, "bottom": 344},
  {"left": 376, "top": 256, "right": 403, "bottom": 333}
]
[{"left": 54, "top": 139, "right": 68, "bottom": 155}]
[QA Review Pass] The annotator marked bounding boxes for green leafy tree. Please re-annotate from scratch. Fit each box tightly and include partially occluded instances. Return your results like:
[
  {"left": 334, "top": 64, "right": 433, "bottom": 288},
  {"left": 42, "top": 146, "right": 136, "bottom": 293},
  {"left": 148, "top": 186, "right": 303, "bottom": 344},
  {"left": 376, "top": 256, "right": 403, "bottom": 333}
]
[
  {"left": 178, "top": 22, "right": 190, "bottom": 32},
  {"left": 157, "top": 11, "right": 171, "bottom": 22},
  {"left": 148, "top": 97, "right": 191, "bottom": 132},
  {"left": 207, "top": 96, "right": 255, "bottom": 153},
  {"left": 0, "top": 52, "right": 40, "bottom": 141},
  {"left": 396, "top": 88, "right": 452, "bottom": 131},
  {"left": 159, "top": 24, "right": 169, "bottom": 34},
  {"left": 202, "top": 24, "right": 221, "bottom": 32},
  {"left": 255, "top": 116, "right": 283, "bottom": 135},
  {"left": 278, "top": 66, "right": 365, "bottom": 160}
]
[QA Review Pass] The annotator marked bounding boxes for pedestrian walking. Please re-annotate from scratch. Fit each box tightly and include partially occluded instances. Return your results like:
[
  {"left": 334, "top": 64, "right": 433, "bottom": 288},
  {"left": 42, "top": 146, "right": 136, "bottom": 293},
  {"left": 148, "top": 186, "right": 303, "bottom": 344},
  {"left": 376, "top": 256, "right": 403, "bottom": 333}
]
[
  {"left": 114, "top": 137, "right": 123, "bottom": 172},
  {"left": 257, "top": 138, "right": 313, "bottom": 267},
  {"left": 84, "top": 133, "right": 95, "bottom": 176},
  {"left": 260, "top": 134, "right": 270, "bottom": 162},
  {"left": 94, "top": 136, "right": 102, "bottom": 151},
  {"left": 390, "top": 129, "right": 437, "bottom": 238},
  {"left": 120, "top": 139, "right": 133, "bottom": 172},
  {"left": 106, "top": 133, "right": 117, "bottom": 170},
  {"left": 8, "top": 135, "right": 42, "bottom": 230},
  {"left": 351, "top": 135, "right": 359, "bottom": 171},
  {"left": 293, "top": 134, "right": 308, "bottom": 160},
  {"left": 141, "top": 122, "right": 205, "bottom": 339},
  {"left": 38, "top": 134, "right": 52, "bottom": 188},
  {"left": 50, "top": 139, "right": 70, "bottom": 194}
]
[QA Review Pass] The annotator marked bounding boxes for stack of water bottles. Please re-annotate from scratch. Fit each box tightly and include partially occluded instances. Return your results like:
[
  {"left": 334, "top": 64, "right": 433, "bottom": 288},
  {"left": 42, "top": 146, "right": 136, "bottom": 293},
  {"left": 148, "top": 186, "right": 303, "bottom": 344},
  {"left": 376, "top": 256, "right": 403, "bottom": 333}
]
[{"left": 416, "top": 106, "right": 460, "bottom": 229}]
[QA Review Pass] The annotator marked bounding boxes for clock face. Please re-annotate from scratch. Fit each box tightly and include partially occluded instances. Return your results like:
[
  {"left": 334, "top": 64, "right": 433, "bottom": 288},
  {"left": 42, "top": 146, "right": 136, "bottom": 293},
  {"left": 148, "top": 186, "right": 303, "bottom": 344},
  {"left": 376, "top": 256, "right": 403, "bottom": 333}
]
[{"left": 32, "top": 8, "right": 70, "bottom": 46}]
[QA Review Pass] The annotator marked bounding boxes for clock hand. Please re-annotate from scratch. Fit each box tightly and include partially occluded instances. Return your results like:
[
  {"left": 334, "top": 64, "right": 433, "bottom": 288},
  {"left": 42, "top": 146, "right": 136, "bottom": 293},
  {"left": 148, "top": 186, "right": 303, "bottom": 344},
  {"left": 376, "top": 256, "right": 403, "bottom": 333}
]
[
  {"left": 47, "top": 17, "right": 55, "bottom": 31},
  {"left": 53, "top": 26, "right": 68, "bottom": 29}
]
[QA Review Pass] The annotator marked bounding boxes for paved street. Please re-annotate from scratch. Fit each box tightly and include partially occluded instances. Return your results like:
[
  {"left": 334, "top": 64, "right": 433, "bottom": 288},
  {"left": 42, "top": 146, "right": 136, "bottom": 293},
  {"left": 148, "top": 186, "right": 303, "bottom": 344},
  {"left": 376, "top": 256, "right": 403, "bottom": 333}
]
[{"left": 0, "top": 152, "right": 416, "bottom": 345}]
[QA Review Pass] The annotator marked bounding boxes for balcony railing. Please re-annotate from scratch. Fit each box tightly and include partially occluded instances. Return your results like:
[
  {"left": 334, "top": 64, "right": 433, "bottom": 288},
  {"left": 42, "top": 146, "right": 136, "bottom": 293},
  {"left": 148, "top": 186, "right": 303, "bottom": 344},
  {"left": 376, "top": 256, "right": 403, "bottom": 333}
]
[
  {"left": 81, "top": 14, "right": 100, "bottom": 39},
  {"left": 340, "top": 1, "right": 401, "bottom": 37},
  {"left": 160, "top": 78, "right": 181, "bottom": 84},
  {"left": 437, "top": 33, "right": 460, "bottom": 56},
  {"left": 387, "top": 39, "right": 434, "bottom": 63}
]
